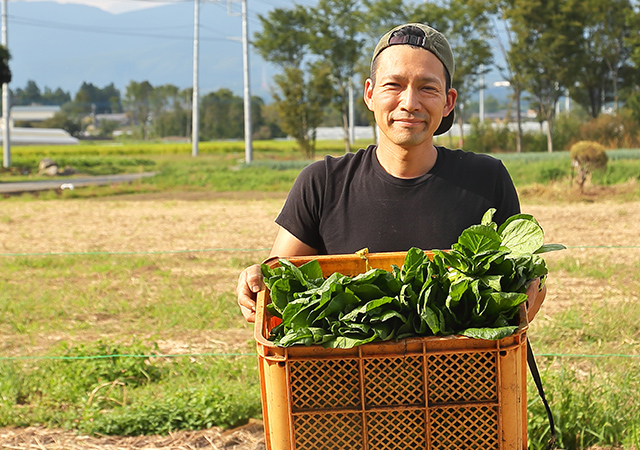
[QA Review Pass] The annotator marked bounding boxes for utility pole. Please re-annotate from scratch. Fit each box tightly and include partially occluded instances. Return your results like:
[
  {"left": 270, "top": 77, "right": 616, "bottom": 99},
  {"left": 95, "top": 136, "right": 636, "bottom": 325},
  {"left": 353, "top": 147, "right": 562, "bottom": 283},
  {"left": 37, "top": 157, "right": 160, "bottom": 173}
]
[
  {"left": 192, "top": 0, "right": 200, "bottom": 157},
  {"left": 348, "top": 80, "right": 355, "bottom": 145},
  {"left": 241, "top": 0, "right": 252, "bottom": 164},
  {"left": 479, "top": 64, "right": 485, "bottom": 123},
  {"left": 2, "top": 0, "right": 10, "bottom": 168}
]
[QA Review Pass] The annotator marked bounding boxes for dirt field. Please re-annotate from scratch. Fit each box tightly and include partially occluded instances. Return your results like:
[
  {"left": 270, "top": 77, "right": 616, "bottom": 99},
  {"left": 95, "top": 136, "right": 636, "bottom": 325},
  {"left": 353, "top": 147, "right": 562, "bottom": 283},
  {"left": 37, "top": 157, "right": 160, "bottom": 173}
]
[{"left": 1, "top": 193, "right": 639, "bottom": 449}]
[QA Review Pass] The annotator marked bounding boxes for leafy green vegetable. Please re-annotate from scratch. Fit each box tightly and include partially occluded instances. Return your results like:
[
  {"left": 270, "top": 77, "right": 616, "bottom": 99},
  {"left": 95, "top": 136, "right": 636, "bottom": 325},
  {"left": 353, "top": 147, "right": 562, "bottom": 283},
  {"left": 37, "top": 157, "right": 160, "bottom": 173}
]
[{"left": 262, "top": 209, "right": 565, "bottom": 347}]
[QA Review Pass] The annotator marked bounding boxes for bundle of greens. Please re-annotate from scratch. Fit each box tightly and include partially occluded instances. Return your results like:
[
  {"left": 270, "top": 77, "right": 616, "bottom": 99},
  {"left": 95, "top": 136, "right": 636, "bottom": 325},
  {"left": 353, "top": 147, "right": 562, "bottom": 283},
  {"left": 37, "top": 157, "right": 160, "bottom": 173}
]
[{"left": 261, "top": 209, "right": 565, "bottom": 348}]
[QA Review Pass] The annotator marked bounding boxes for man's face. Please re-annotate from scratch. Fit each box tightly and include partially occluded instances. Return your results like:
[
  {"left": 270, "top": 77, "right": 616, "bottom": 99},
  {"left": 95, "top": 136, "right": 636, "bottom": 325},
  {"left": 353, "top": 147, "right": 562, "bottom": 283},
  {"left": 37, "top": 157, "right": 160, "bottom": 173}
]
[{"left": 364, "top": 45, "right": 457, "bottom": 149}]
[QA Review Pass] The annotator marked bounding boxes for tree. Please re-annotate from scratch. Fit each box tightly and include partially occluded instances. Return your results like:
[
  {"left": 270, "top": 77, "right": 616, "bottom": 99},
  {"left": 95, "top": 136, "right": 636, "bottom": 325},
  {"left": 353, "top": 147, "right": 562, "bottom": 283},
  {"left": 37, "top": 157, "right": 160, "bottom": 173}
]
[
  {"left": 507, "top": 0, "right": 582, "bottom": 152},
  {"left": 42, "top": 87, "right": 71, "bottom": 106},
  {"left": 569, "top": 140, "right": 608, "bottom": 193},
  {"left": 73, "top": 82, "right": 121, "bottom": 114},
  {"left": 14, "top": 80, "right": 42, "bottom": 105},
  {"left": 254, "top": 6, "right": 330, "bottom": 157},
  {"left": 621, "top": 5, "right": 640, "bottom": 124},
  {"left": 489, "top": 0, "right": 529, "bottom": 153},
  {"left": 123, "top": 80, "right": 153, "bottom": 139},
  {"left": 273, "top": 64, "right": 332, "bottom": 158},
  {"left": 200, "top": 88, "right": 244, "bottom": 140},
  {"left": 568, "top": 0, "right": 635, "bottom": 118},
  {"left": 39, "top": 110, "right": 81, "bottom": 137},
  {"left": 309, "top": 0, "right": 364, "bottom": 153},
  {"left": 0, "top": 44, "right": 10, "bottom": 85},
  {"left": 148, "top": 84, "right": 179, "bottom": 138}
]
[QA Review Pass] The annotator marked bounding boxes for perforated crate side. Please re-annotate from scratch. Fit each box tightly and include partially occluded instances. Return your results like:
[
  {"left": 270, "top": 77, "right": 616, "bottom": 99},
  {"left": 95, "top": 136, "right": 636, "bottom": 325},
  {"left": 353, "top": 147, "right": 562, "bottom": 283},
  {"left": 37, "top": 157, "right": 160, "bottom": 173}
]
[{"left": 255, "top": 252, "right": 528, "bottom": 450}]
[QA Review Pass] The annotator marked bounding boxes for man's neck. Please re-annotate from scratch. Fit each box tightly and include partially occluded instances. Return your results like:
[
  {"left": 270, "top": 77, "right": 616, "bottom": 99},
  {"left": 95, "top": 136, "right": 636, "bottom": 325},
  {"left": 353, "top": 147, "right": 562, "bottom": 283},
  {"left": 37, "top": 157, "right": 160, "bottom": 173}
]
[{"left": 375, "top": 140, "right": 438, "bottom": 179}]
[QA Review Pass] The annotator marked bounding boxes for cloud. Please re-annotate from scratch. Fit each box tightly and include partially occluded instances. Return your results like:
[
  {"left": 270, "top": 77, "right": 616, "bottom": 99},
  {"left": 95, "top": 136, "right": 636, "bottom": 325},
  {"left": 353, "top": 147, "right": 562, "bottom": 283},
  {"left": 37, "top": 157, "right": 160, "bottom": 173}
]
[{"left": 14, "top": 0, "right": 166, "bottom": 14}]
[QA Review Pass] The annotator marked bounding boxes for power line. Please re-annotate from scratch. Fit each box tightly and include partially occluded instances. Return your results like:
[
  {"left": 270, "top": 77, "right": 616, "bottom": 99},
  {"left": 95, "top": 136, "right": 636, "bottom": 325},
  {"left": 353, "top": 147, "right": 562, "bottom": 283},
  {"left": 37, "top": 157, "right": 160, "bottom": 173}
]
[
  {"left": 9, "top": 13, "right": 192, "bottom": 31},
  {"left": 0, "top": 247, "right": 271, "bottom": 257},
  {"left": 8, "top": 13, "right": 229, "bottom": 42}
]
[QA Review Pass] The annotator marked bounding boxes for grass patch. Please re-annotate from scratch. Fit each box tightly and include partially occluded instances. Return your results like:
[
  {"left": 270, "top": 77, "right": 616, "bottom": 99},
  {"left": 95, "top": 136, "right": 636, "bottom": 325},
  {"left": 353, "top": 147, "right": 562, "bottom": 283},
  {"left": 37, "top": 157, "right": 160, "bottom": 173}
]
[
  {"left": 0, "top": 252, "right": 252, "bottom": 340},
  {"left": 2, "top": 142, "right": 639, "bottom": 201},
  {"left": 1, "top": 143, "right": 640, "bottom": 446},
  {"left": 0, "top": 341, "right": 261, "bottom": 435},
  {"left": 526, "top": 255, "right": 640, "bottom": 448},
  {"left": 528, "top": 364, "right": 640, "bottom": 450}
]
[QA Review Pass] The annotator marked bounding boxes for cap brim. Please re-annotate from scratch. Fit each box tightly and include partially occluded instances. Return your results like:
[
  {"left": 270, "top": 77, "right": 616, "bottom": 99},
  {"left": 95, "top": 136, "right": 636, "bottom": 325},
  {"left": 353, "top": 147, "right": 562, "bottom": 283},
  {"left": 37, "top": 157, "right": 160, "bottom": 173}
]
[{"left": 434, "top": 109, "right": 455, "bottom": 136}]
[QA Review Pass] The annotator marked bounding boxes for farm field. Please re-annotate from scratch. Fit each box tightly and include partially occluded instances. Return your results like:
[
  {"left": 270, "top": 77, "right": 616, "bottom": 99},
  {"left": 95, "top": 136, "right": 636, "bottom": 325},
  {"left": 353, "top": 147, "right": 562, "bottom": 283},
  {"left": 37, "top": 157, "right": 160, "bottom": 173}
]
[
  {"left": 1, "top": 191, "right": 639, "bottom": 449},
  {"left": 1, "top": 141, "right": 639, "bottom": 449}
]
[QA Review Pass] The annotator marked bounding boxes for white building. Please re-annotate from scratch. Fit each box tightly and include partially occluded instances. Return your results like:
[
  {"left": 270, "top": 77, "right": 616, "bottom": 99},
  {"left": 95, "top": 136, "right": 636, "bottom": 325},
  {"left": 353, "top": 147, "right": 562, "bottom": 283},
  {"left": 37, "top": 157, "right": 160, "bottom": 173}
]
[{"left": 0, "top": 105, "right": 78, "bottom": 145}]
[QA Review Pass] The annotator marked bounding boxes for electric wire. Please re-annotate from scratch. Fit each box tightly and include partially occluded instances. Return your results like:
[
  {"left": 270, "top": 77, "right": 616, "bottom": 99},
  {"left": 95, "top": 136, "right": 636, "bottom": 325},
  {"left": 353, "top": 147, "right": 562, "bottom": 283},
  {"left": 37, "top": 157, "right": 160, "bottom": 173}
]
[{"left": 9, "top": 14, "right": 229, "bottom": 42}]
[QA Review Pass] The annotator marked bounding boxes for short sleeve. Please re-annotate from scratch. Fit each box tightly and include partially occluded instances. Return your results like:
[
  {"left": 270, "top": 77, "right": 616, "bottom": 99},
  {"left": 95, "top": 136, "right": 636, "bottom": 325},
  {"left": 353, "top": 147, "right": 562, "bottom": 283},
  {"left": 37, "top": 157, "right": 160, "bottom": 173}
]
[{"left": 275, "top": 160, "right": 327, "bottom": 250}]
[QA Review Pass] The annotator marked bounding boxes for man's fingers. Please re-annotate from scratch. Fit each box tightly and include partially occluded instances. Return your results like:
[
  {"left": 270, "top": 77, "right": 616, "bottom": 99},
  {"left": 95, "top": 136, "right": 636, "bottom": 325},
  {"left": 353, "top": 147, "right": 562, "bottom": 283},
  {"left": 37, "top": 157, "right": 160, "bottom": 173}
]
[
  {"left": 245, "top": 266, "right": 265, "bottom": 293},
  {"left": 236, "top": 264, "right": 264, "bottom": 323},
  {"left": 240, "top": 305, "right": 256, "bottom": 323}
]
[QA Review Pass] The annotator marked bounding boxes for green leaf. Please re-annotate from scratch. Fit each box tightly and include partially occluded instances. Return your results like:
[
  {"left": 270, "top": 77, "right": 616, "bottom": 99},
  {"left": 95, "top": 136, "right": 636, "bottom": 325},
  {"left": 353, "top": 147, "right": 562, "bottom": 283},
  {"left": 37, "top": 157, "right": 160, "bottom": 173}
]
[
  {"left": 298, "top": 259, "right": 324, "bottom": 281},
  {"left": 499, "top": 217, "right": 544, "bottom": 254},
  {"left": 481, "top": 208, "right": 497, "bottom": 226},
  {"left": 324, "top": 334, "right": 379, "bottom": 349},
  {"left": 418, "top": 305, "right": 440, "bottom": 335},
  {"left": 341, "top": 296, "right": 395, "bottom": 322},
  {"left": 315, "top": 291, "right": 359, "bottom": 321},
  {"left": 535, "top": 243, "right": 567, "bottom": 254},
  {"left": 454, "top": 225, "right": 502, "bottom": 256},
  {"left": 459, "top": 326, "right": 518, "bottom": 340},
  {"left": 486, "top": 292, "right": 528, "bottom": 317}
]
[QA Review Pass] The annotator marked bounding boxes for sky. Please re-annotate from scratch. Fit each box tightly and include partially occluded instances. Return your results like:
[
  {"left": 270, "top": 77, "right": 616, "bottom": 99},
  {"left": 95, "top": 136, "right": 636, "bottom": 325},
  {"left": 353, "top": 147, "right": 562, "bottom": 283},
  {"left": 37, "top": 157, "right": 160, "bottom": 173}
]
[
  {"left": 7, "top": 0, "right": 301, "bottom": 99},
  {"left": 7, "top": 0, "right": 509, "bottom": 104},
  {"left": 15, "top": 0, "right": 167, "bottom": 14}
]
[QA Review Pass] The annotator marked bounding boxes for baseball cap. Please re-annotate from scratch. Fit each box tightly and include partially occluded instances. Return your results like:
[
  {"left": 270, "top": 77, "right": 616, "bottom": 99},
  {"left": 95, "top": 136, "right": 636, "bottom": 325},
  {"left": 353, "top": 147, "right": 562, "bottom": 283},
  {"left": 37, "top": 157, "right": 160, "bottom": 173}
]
[{"left": 371, "top": 23, "right": 456, "bottom": 135}]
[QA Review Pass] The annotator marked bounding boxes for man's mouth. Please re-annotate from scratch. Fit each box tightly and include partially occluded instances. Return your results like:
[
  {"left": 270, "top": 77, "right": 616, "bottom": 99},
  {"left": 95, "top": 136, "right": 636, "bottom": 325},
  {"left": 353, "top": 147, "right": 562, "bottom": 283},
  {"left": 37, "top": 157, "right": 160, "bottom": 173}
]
[{"left": 392, "top": 117, "right": 426, "bottom": 126}]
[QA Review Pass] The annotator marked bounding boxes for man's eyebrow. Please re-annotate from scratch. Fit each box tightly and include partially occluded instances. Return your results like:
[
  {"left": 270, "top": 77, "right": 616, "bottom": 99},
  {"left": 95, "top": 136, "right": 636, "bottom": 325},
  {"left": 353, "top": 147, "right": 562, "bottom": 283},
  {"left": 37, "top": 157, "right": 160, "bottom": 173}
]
[{"left": 381, "top": 73, "right": 444, "bottom": 84}]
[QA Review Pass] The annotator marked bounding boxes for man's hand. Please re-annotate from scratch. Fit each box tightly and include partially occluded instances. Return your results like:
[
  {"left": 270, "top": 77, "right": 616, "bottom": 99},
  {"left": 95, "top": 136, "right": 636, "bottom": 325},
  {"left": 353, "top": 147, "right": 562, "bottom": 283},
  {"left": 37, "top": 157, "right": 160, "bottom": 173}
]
[
  {"left": 236, "top": 264, "right": 264, "bottom": 323},
  {"left": 525, "top": 277, "right": 547, "bottom": 323}
]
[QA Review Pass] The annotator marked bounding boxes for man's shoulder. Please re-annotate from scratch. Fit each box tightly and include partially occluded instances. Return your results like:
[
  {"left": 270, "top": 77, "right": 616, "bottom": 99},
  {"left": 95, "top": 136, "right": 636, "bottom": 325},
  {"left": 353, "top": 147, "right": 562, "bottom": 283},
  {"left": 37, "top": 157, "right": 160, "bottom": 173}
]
[
  {"left": 326, "top": 145, "right": 375, "bottom": 164},
  {"left": 437, "top": 146, "right": 505, "bottom": 170},
  {"left": 309, "top": 145, "right": 375, "bottom": 172},
  {"left": 298, "top": 145, "right": 375, "bottom": 180}
]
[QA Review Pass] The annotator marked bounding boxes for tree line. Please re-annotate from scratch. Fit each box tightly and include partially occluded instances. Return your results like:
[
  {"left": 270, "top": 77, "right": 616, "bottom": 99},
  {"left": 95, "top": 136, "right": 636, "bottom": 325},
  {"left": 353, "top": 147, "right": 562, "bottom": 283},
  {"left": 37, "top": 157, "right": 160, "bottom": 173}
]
[
  {"left": 7, "top": 79, "right": 294, "bottom": 142},
  {"left": 3, "top": 0, "right": 639, "bottom": 155},
  {"left": 254, "top": 0, "right": 640, "bottom": 155}
]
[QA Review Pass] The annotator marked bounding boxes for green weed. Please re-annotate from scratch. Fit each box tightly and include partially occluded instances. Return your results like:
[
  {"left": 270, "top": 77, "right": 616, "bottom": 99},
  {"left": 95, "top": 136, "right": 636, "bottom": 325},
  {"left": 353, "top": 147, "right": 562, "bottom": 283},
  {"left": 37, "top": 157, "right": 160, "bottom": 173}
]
[
  {"left": 528, "top": 364, "right": 640, "bottom": 450},
  {"left": 0, "top": 342, "right": 260, "bottom": 434}
]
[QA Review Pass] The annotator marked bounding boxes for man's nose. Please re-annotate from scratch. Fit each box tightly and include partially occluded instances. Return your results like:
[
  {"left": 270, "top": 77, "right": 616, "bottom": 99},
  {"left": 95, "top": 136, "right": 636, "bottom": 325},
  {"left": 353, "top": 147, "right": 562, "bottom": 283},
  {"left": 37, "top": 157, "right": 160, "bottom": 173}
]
[{"left": 399, "top": 87, "right": 421, "bottom": 111}]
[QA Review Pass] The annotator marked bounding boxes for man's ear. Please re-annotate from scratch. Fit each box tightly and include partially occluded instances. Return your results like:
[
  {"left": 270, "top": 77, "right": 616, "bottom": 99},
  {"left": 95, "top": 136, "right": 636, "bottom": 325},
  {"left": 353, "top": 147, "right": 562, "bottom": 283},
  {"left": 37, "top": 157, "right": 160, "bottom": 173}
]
[
  {"left": 444, "top": 87, "right": 458, "bottom": 117},
  {"left": 363, "top": 78, "right": 375, "bottom": 112}
]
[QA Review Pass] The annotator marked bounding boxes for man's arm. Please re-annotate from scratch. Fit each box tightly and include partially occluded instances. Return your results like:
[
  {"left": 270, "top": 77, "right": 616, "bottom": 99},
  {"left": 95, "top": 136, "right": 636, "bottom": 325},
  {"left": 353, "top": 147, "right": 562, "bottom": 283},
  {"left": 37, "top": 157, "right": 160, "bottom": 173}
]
[{"left": 236, "top": 226, "right": 317, "bottom": 323}]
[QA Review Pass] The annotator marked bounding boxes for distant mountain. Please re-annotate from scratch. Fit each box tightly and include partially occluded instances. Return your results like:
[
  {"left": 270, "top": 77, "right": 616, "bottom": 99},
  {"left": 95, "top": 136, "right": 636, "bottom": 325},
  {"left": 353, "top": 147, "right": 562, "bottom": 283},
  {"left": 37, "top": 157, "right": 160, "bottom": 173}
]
[
  {"left": 6, "top": 1, "right": 279, "bottom": 101},
  {"left": 6, "top": 1, "right": 513, "bottom": 106}
]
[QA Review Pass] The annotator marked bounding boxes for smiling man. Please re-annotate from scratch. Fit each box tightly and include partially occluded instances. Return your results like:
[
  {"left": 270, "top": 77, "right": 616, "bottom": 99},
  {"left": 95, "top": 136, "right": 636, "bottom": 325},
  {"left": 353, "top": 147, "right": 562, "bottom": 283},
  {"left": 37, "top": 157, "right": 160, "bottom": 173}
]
[{"left": 237, "top": 23, "right": 545, "bottom": 323}]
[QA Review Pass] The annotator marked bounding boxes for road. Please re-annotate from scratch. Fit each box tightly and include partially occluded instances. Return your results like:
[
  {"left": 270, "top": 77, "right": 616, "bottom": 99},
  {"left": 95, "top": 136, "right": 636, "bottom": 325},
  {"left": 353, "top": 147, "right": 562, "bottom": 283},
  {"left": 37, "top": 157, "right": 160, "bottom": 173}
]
[{"left": 0, "top": 172, "right": 157, "bottom": 195}]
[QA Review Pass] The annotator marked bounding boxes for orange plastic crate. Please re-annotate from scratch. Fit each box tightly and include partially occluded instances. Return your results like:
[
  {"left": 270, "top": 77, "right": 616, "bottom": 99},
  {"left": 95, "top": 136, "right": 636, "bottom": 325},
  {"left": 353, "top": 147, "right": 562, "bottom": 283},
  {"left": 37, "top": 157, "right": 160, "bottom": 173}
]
[{"left": 255, "top": 251, "right": 528, "bottom": 450}]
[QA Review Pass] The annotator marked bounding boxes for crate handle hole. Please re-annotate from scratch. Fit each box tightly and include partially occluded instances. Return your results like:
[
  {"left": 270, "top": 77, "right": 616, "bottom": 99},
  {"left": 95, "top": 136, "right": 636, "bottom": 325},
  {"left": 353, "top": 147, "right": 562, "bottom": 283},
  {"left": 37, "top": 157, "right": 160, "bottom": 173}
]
[
  {"left": 499, "top": 350, "right": 507, "bottom": 357},
  {"left": 278, "top": 362, "right": 286, "bottom": 368}
]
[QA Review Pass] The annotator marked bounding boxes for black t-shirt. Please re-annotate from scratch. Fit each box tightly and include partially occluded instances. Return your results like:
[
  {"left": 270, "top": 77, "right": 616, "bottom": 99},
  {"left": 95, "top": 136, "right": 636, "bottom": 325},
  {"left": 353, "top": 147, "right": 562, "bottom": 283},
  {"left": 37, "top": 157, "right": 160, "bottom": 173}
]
[{"left": 276, "top": 145, "right": 520, "bottom": 254}]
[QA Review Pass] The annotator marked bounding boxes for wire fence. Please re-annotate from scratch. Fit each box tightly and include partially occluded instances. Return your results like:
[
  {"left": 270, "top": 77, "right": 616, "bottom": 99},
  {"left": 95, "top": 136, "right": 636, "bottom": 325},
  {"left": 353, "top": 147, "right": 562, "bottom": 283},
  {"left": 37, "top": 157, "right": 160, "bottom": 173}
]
[
  {"left": 1, "top": 351, "right": 639, "bottom": 362},
  {"left": 1, "top": 244, "right": 638, "bottom": 363},
  {"left": 0, "top": 244, "right": 637, "bottom": 258}
]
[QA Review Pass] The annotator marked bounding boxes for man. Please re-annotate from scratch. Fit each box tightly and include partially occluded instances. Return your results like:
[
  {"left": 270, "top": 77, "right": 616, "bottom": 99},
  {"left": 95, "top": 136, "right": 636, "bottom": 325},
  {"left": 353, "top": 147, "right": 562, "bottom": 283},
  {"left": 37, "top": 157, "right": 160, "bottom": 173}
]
[{"left": 237, "top": 23, "right": 545, "bottom": 323}]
